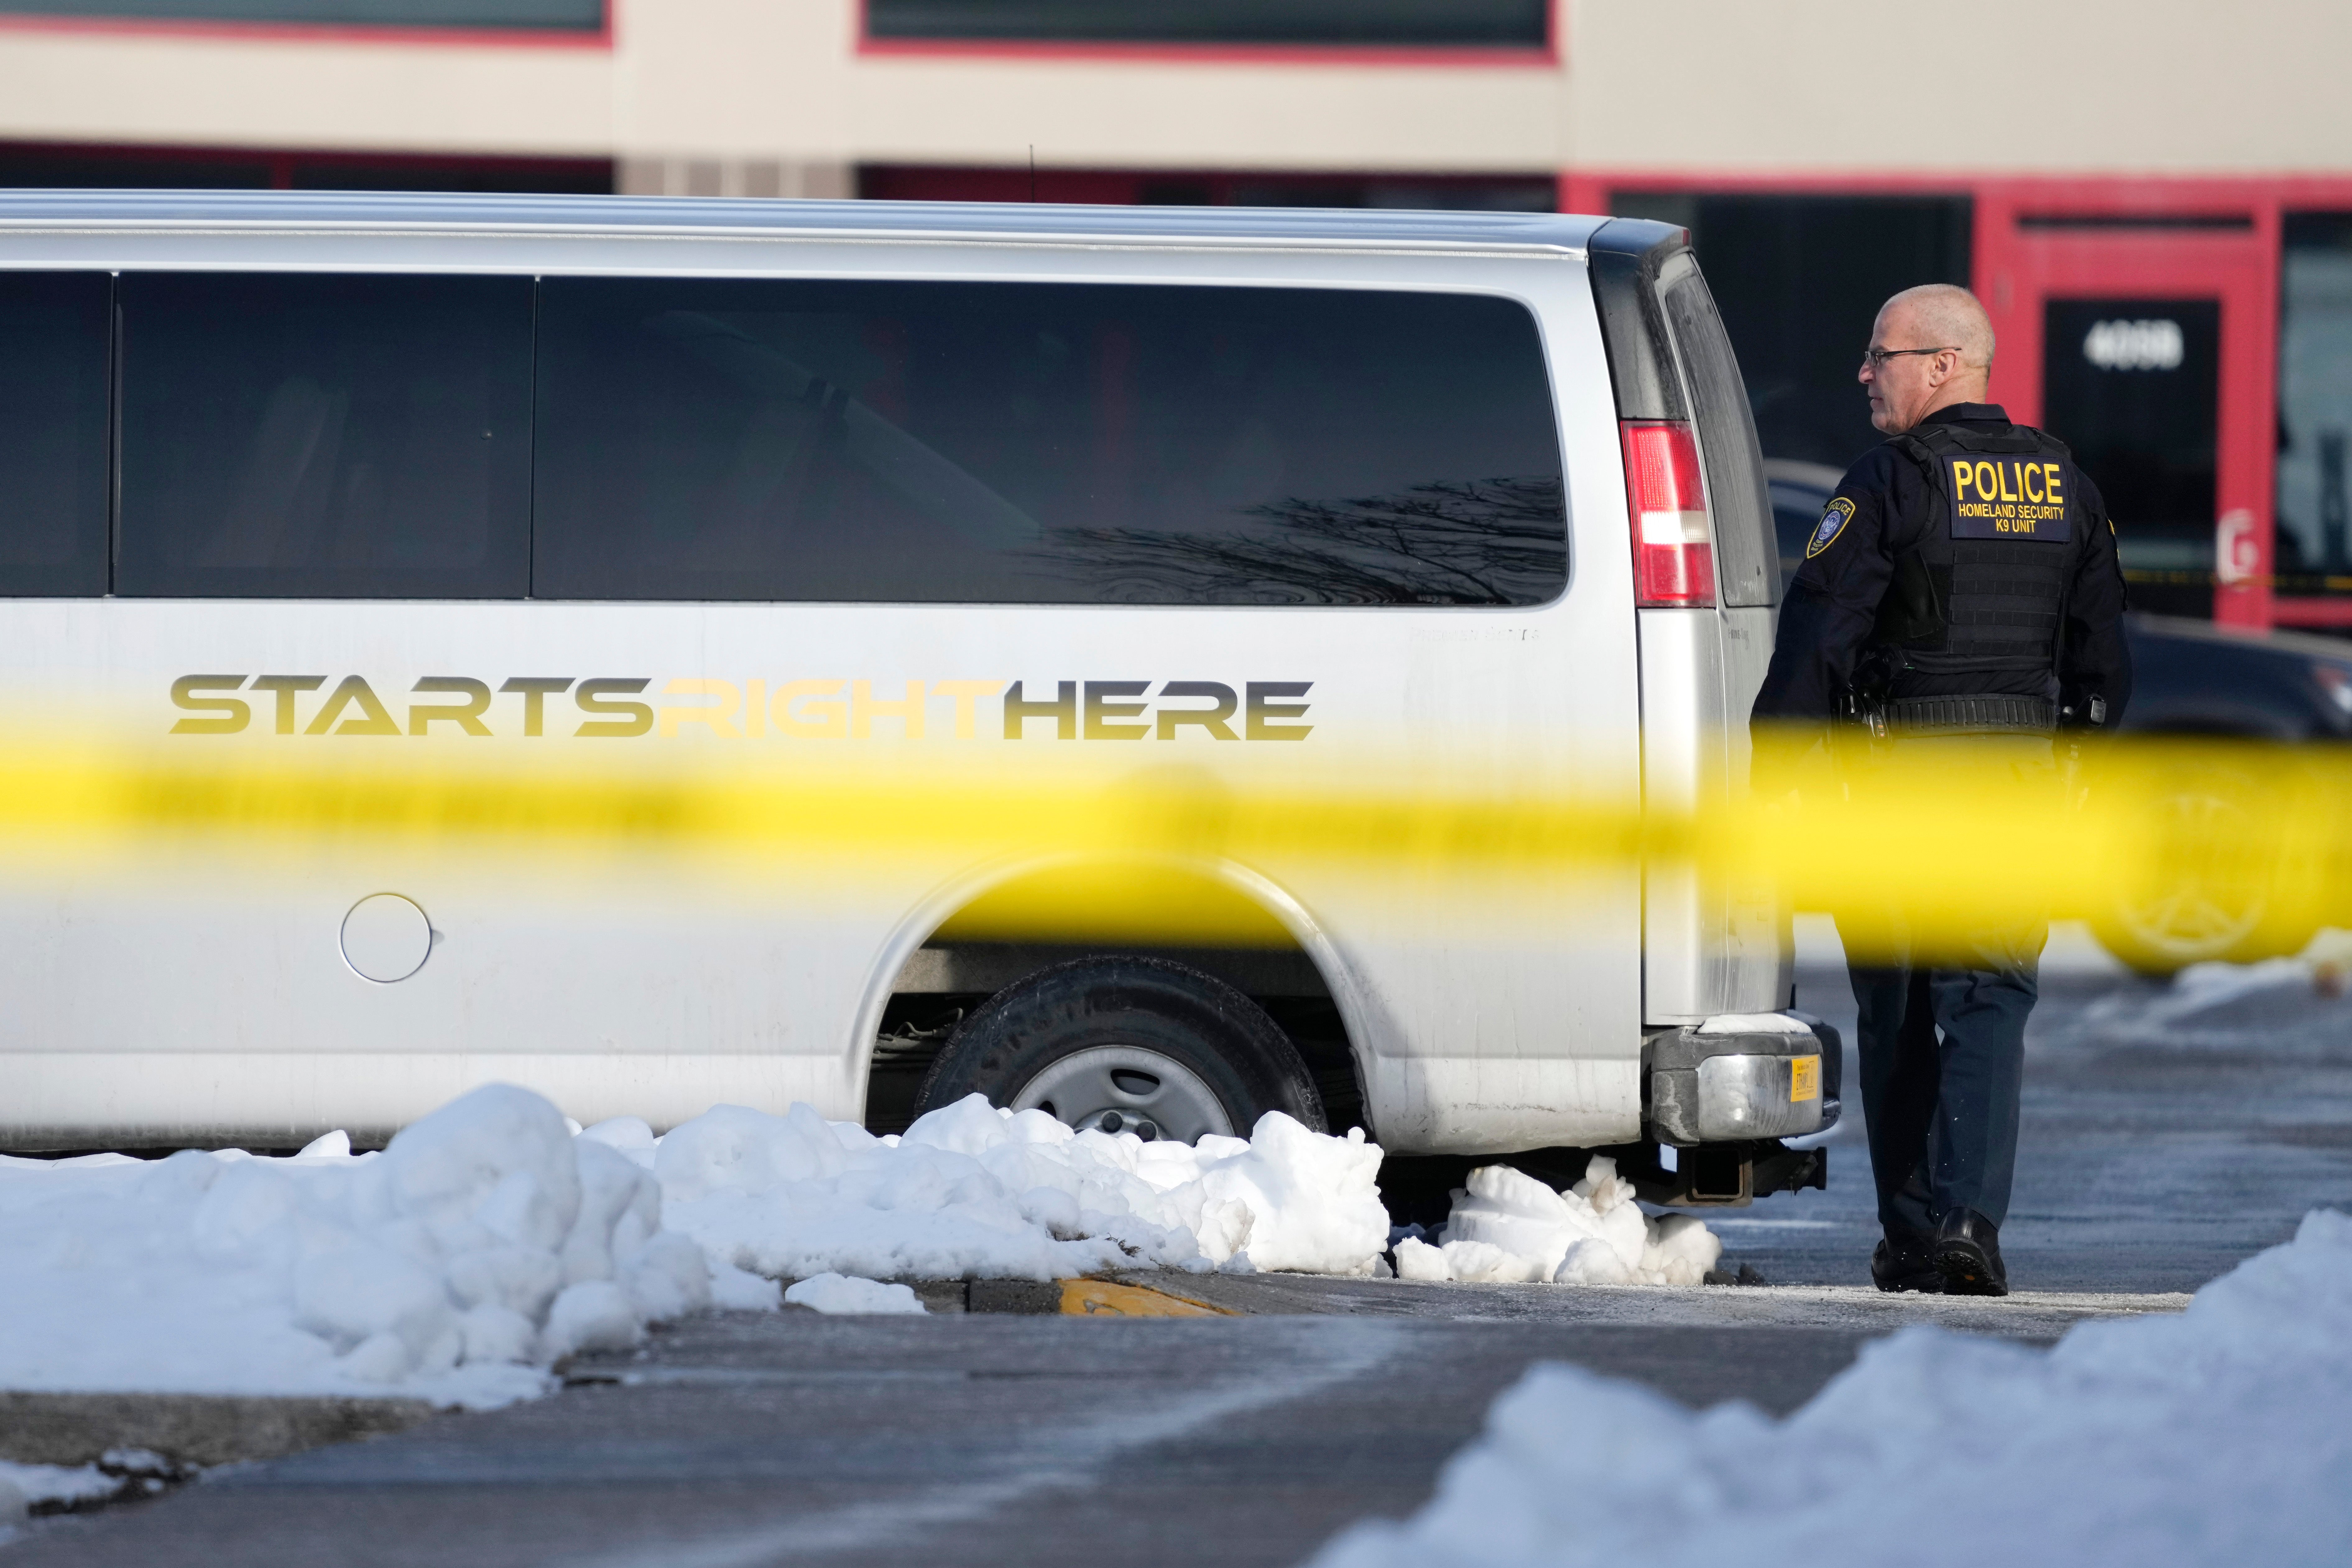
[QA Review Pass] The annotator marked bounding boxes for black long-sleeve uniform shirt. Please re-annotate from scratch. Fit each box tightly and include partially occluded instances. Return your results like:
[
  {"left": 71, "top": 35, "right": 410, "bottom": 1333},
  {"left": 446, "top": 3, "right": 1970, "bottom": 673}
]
[{"left": 1750, "top": 403, "right": 2133, "bottom": 744}]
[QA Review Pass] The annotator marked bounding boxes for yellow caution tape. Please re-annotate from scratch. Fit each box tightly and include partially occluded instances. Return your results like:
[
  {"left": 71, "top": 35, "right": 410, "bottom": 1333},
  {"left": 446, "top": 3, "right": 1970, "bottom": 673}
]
[{"left": 0, "top": 732, "right": 2343, "bottom": 964}]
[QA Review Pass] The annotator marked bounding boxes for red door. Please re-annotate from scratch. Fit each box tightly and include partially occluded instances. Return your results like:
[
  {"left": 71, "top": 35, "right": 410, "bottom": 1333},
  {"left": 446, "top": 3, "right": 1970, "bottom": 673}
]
[{"left": 1976, "top": 192, "right": 2277, "bottom": 629}]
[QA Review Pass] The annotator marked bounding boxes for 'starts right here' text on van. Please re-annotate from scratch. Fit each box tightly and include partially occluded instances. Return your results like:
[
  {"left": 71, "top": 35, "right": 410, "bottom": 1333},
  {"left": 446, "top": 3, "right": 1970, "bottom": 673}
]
[{"left": 0, "top": 194, "right": 1828, "bottom": 1207}]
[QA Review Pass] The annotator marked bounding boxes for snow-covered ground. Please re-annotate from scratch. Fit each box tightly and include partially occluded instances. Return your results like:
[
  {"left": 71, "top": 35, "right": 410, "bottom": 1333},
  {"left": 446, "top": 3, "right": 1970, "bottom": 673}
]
[
  {"left": 0, "top": 1085, "right": 747, "bottom": 1409},
  {"left": 644, "top": 1091, "right": 1717, "bottom": 1290},
  {"left": 1395, "top": 1158, "right": 1721, "bottom": 1286},
  {"left": 0, "top": 1458, "right": 140, "bottom": 1524},
  {"left": 2, "top": 1076, "right": 1730, "bottom": 1410},
  {"left": 1312, "top": 1207, "right": 2352, "bottom": 1568},
  {"left": 645, "top": 1091, "right": 1391, "bottom": 1283},
  {"left": 0, "top": 1085, "right": 1405, "bottom": 1406},
  {"left": 784, "top": 1272, "right": 928, "bottom": 1315}
]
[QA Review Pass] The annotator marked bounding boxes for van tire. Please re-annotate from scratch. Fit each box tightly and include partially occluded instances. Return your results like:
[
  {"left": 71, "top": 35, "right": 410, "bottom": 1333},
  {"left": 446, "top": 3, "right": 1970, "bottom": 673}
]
[{"left": 910, "top": 956, "right": 1324, "bottom": 1143}]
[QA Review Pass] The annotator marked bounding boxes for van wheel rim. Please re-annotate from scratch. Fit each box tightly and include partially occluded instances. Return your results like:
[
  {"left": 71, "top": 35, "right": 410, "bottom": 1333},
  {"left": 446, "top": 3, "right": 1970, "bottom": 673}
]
[
  {"left": 2115, "top": 785, "right": 2268, "bottom": 958},
  {"left": 1010, "top": 1045, "right": 1236, "bottom": 1145}
]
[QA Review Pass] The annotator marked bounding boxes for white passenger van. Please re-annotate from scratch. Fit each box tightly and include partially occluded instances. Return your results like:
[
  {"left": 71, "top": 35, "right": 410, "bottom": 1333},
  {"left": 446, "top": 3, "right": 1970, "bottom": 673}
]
[{"left": 0, "top": 192, "right": 1828, "bottom": 1205}]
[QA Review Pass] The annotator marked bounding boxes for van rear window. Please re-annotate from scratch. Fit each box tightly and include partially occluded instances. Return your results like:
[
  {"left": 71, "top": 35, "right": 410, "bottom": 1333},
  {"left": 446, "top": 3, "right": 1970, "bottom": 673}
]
[
  {"left": 0, "top": 273, "right": 109, "bottom": 597},
  {"left": 114, "top": 273, "right": 533, "bottom": 600},
  {"left": 531, "top": 278, "right": 1566, "bottom": 605}
]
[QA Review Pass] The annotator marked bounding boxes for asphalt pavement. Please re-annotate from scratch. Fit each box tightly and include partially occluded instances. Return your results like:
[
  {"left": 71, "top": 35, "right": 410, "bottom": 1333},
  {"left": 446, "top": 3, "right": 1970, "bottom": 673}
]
[
  {"left": 10, "top": 920, "right": 2345, "bottom": 1566},
  {"left": 1720, "top": 920, "right": 2352, "bottom": 1293},
  {"left": 7, "top": 1285, "right": 2178, "bottom": 1568}
]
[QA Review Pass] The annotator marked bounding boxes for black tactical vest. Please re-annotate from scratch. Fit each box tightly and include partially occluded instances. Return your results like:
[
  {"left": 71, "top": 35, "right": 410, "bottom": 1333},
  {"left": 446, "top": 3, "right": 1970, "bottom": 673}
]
[{"left": 1868, "top": 418, "right": 2086, "bottom": 683}]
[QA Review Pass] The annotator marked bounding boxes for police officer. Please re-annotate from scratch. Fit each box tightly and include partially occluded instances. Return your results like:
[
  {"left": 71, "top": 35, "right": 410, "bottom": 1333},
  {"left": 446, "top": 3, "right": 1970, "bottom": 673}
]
[{"left": 1752, "top": 284, "right": 2131, "bottom": 1296}]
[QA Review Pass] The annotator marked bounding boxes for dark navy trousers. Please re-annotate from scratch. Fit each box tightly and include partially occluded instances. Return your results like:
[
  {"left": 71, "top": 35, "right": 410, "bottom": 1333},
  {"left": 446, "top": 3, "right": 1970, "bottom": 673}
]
[
  {"left": 1845, "top": 948, "right": 2040, "bottom": 1235},
  {"left": 1838, "top": 736, "right": 2053, "bottom": 1236}
]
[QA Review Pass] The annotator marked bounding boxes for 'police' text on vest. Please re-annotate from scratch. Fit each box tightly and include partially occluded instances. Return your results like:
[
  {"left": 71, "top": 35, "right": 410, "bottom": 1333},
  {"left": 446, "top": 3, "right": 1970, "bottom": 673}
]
[{"left": 1947, "top": 456, "right": 2072, "bottom": 541}]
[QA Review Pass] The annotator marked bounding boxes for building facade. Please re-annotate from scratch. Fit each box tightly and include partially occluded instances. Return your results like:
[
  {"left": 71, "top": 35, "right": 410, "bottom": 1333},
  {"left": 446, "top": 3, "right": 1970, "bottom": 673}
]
[{"left": 3, "top": 0, "right": 2349, "bottom": 629}]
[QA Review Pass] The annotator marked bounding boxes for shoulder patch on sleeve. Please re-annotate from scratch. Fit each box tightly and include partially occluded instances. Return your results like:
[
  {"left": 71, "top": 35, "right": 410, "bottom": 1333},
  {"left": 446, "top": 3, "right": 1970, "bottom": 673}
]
[{"left": 1806, "top": 496, "right": 1856, "bottom": 559}]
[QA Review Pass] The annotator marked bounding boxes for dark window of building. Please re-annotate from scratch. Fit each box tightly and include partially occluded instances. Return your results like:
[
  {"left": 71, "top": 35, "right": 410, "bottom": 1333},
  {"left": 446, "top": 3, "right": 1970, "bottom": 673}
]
[
  {"left": 2280, "top": 214, "right": 2352, "bottom": 595},
  {"left": 860, "top": 165, "right": 1556, "bottom": 211},
  {"left": 2043, "top": 297, "right": 2220, "bottom": 619},
  {"left": 288, "top": 158, "right": 612, "bottom": 194},
  {"left": 0, "top": 145, "right": 270, "bottom": 187},
  {"left": 115, "top": 273, "right": 533, "bottom": 599},
  {"left": 533, "top": 277, "right": 1566, "bottom": 605},
  {"left": 1613, "top": 193, "right": 1973, "bottom": 473},
  {"left": 0, "top": 145, "right": 612, "bottom": 193},
  {"left": 0, "top": 274, "right": 111, "bottom": 597},
  {"left": 867, "top": 1, "right": 1546, "bottom": 47},
  {"left": 0, "top": 2, "right": 601, "bottom": 28}
]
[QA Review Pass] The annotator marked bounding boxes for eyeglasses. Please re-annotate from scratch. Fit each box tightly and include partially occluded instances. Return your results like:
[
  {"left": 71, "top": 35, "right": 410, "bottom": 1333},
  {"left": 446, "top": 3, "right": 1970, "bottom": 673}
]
[{"left": 1861, "top": 345, "right": 1959, "bottom": 368}]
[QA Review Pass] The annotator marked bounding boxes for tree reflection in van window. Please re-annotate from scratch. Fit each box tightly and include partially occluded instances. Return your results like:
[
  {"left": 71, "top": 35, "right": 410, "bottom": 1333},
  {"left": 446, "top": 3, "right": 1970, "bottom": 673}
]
[
  {"left": 1040, "top": 477, "right": 1566, "bottom": 606},
  {"left": 532, "top": 277, "right": 1566, "bottom": 605}
]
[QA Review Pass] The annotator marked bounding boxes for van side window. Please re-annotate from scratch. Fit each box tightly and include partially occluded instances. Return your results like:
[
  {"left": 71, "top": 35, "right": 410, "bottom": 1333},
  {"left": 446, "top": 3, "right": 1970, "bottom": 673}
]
[
  {"left": 532, "top": 278, "right": 1566, "bottom": 605},
  {"left": 0, "top": 273, "right": 110, "bottom": 596},
  {"left": 114, "top": 274, "right": 532, "bottom": 599},
  {"left": 1657, "top": 262, "right": 1778, "bottom": 608}
]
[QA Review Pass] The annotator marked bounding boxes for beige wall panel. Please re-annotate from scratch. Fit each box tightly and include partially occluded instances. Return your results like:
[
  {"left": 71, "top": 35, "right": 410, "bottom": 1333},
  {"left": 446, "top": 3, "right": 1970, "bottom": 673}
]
[
  {"left": 615, "top": 0, "right": 855, "bottom": 158},
  {"left": 6, "top": 1, "right": 2331, "bottom": 180},
  {"left": 0, "top": 34, "right": 613, "bottom": 156},
  {"left": 1570, "top": 0, "right": 2352, "bottom": 174},
  {"left": 611, "top": 0, "right": 1567, "bottom": 173},
  {"left": 842, "top": 58, "right": 1566, "bottom": 172}
]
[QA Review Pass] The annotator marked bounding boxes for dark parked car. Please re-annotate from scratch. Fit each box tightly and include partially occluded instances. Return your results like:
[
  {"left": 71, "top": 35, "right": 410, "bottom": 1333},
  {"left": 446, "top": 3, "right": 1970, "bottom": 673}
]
[{"left": 1765, "top": 459, "right": 2352, "bottom": 971}]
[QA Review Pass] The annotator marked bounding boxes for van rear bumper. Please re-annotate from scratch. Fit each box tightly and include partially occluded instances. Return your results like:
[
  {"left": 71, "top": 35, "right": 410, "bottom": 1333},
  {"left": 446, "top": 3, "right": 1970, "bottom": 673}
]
[{"left": 1648, "top": 1015, "right": 1840, "bottom": 1145}]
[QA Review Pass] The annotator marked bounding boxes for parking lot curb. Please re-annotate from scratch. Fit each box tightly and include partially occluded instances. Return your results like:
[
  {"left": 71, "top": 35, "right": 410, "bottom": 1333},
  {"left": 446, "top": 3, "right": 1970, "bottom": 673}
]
[
  {"left": 1060, "top": 1279, "right": 1233, "bottom": 1317},
  {"left": 873, "top": 1277, "right": 1233, "bottom": 1315},
  {"left": 0, "top": 1390, "right": 436, "bottom": 1469}
]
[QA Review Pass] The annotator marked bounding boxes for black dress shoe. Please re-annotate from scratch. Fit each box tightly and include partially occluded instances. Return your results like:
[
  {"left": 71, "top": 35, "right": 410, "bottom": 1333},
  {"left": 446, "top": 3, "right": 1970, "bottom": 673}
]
[
  {"left": 1933, "top": 1208, "right": 2009, "bottom": 1296},
  {"left": 1871, "top": 1229, "right": 1943, "bottom": 1293}
]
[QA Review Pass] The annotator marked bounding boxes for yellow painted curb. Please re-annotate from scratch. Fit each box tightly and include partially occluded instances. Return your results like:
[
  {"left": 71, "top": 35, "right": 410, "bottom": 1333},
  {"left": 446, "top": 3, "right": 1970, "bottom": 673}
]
[{"left": 1060, "top": 1279, "right": 1234, "bottom": 1317}]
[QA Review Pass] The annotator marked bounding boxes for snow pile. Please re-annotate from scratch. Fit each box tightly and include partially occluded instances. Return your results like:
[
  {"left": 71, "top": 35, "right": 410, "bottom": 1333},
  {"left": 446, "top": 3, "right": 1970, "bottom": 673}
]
[
  {"left": 0, "top": 1460, "right": 126, "bottom": 1524},
  {"left": 1312, "top": 1208, "right": 2352, "bottom": 1568},
  {"left": 1695, "top": 1013, "right": 1815, "bottom": 1035},
  {"left": 1396, "top": 1158, "right": 1721, "bottom": 1286},
  {"left": 0, "top": 1085, "right": 765, "bottom": 1407},
  {"left": 653, "top": 1094, "right": 1391, "bottom": 1282},
  {"left": 784, "top": 1272, "right": 927, "bottom": 1315}
]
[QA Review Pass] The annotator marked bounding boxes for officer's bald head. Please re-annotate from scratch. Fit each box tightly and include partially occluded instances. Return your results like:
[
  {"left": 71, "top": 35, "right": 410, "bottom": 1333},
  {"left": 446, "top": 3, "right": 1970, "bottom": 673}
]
[
  {"left": 1883, "top": 284, "right": 1996, "bottom": 371},
  {"left": 1863, "top": 284, "right": 1995, "bottom": 433}
]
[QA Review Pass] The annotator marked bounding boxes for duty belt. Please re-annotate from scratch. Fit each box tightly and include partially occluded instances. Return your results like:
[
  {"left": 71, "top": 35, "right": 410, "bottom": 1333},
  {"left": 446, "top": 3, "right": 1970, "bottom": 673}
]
[{"left": 1882, "top": 694, "right": 2056, "bottom": 737}]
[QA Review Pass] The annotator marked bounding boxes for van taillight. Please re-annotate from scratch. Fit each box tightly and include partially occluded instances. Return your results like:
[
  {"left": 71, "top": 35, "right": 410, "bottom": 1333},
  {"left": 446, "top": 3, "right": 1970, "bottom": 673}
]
[{"left": 1621, "top": 420, "right": 1716, "bottom": 608}]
